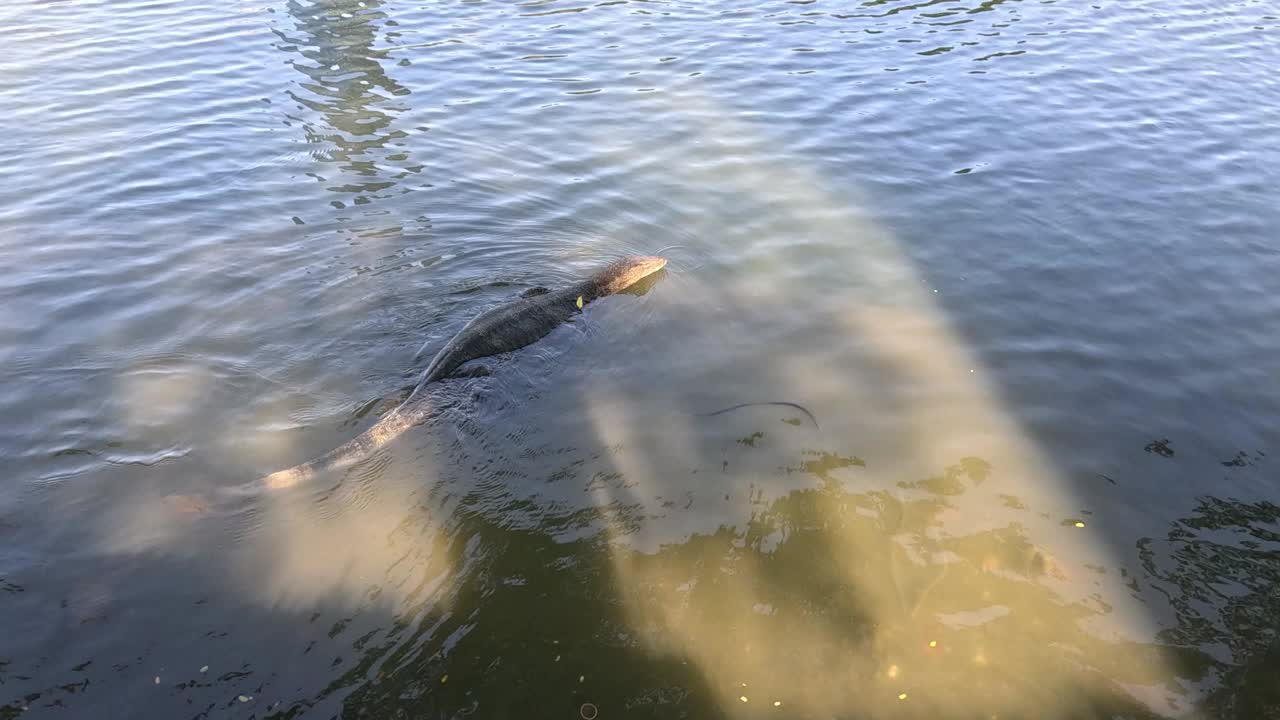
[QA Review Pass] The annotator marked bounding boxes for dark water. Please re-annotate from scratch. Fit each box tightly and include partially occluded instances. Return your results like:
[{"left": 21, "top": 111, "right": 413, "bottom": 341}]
[{"left": 2, "top": 0, "right": 1279, "bottom": 717}]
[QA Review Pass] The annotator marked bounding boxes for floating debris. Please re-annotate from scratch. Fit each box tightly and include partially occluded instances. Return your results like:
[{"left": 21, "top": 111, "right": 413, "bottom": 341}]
[
  {"left": 441, "top": 675, "right": 448, "bottom": 684},
  {"left": 199, "top": 666, "right": 209, "bottom": 674},
  {"left": 739, "top": 696, "right": 749, "bottom": 703},
  {"left": 576, "top": 295, "right": 584, "bottom": 309},
  {"left": 154, "top": 676, "right": 160, "bottom": 685},
  {"left": 929, "top": 640, "right": 938, "bottom": 648},
  {"left": 774, "top": 700, "right": 782, "bottom": 707},
  {"left": 238, "top": 695, "right": 252, "bottom": 702},
  {"left": 898, "top": 693, "right": 908, "bottom": 700},
  {"left": 1074, "top": 521, "right": 1086, "bottom": 528},
  {"left": 580, "top": 702, "right": 598, "bottom": 720}
]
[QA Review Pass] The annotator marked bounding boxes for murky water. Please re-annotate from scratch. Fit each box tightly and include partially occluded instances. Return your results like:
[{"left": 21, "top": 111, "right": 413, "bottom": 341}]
[{"left": 3, "top": 0, "right": 1278, "bottom": 717}]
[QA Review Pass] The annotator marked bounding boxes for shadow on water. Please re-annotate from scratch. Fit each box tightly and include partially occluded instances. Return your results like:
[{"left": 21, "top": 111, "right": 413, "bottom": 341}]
[{"left": 1138, "top": 496, "right": 1280, "bottom": 719}]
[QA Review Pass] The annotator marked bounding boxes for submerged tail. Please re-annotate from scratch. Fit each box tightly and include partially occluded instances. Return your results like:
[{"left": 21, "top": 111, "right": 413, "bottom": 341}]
[{"left": 260, "top": 398, "right": 431, "bottom": 490}]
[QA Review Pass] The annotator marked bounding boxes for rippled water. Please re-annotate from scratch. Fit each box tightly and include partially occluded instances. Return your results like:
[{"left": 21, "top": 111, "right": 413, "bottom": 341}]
[{"left": 3, "top": 0, "right": 1279, "bottom": 717}]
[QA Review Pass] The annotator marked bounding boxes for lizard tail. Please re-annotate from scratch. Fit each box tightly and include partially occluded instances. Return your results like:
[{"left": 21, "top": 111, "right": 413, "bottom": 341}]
[{"left": 260, "top": 398, "right": 431, "bottom": 490}]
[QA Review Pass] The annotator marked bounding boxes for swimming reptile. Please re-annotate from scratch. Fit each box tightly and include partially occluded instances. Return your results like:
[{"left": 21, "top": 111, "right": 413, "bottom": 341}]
[{"left": 260, "top": 255, "right": 669, "bottom": 489}]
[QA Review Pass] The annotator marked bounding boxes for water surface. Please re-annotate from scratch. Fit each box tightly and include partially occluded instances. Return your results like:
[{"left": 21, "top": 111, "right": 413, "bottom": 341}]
[{"left": 2, "top": 0, "right": 1279, "bottom": 717}]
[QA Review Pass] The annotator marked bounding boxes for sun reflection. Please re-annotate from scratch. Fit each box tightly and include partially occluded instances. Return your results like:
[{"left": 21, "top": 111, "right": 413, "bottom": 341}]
[{"left": 276, "top": 0, "right": 416, "bottom": 202}]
